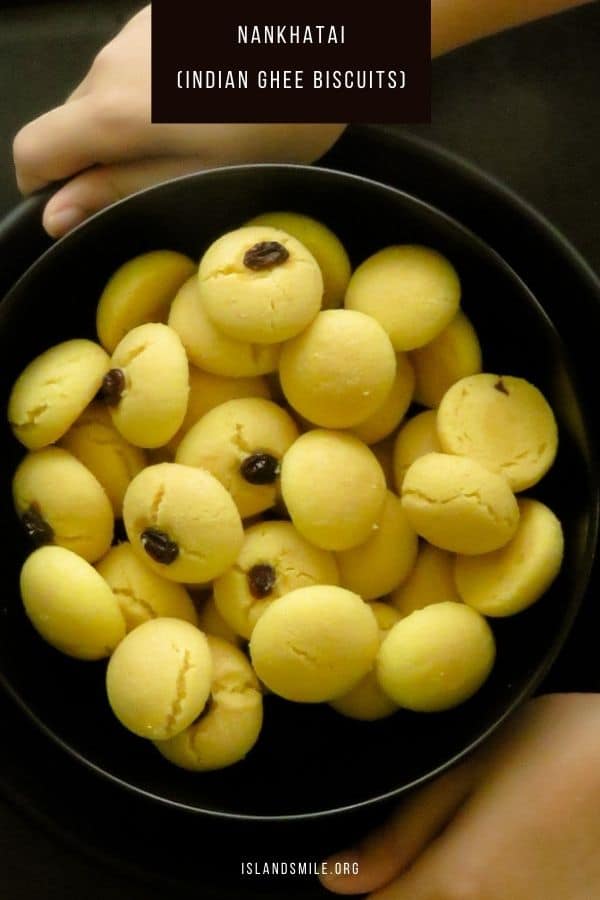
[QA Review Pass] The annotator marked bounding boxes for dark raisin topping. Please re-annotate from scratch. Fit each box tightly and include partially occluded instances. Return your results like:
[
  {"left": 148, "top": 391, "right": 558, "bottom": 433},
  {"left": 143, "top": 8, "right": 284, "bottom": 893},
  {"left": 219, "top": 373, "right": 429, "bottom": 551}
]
[
  {"left": 240, "top": 453, "right": 280, "bottom": 485},
  {"left": 97, "top": 368, "right": 126, "bottom": 405},
  {"left": 247, "top": 563, "right": 277, "bottom": 599},
  {"left": 140, "top": 528, "right": 179, "bottom": 565},
  {"left": 243, "top": 241, "right": 289, "bottom": 270},
  {"left": 21, "top": 504, "right": 54, "bottom": 547}
]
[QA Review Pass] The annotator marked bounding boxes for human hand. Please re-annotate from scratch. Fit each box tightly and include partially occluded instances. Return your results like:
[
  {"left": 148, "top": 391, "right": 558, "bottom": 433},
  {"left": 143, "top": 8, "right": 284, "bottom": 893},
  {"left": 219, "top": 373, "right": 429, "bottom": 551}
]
[
  {"left": 12, "top": 5, "right": 345, "bottom": 238},
  {"left": 320, "top": 693, "right": 600, "bottom": 899}
]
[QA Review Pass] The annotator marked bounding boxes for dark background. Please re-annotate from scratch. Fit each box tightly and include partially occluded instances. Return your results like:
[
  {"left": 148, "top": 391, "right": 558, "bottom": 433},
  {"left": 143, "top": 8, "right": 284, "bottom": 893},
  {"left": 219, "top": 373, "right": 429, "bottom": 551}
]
[{"left": 0, "top": 1, "right": 599, "bottom": 898}]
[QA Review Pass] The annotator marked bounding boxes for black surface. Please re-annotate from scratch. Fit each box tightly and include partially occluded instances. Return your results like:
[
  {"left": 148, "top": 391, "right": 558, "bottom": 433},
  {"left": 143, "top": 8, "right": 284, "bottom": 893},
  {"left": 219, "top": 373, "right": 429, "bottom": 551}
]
[{"left": 0, "top": 2, "right": 599, "bottom": 898}]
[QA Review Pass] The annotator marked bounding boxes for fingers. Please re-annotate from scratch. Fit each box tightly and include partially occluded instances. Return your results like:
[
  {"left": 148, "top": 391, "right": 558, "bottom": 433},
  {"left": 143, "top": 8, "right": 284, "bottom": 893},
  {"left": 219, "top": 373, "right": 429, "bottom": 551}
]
[
  {"left": 13, "top": 96, "right": 147, "bottom": 195},
  {"left": 41, "top": 156, "right": 207, "bottom": 237},
  {"left": 319, "top": 760, "right": 479, "bottom": 896}
]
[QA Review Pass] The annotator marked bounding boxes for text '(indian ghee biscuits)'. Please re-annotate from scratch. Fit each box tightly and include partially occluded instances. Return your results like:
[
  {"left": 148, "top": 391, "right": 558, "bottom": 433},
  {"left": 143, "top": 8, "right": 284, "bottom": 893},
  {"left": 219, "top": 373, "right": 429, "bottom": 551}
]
[
  {"left": 168, "top": 275, "right": 280, "bottom": 377},
  {"left": 401, "top": 452, "right": 519, "bottom": 555},
  {"left": 351, "top": 353, "right": 415, "bottom": 445},
  {"left": 155, "top": 636, "right": 263, "bottom": 771},
  {"left": 245, "top": 211, "right": 351, "bottom": 309},
  {"left": 8, "top": 339, "right": 110, "bottom": 450},
  {"left": 96, "top": 250, "right": 196, "bottom": 353},
  {"left": 249, "top": 585, "right": 379, "bottom": 702},
  {"left": 376, "top": 602, "right": 496, "bottom": 712},
  {"left": 280, "top": 430, "right": 387, "bottom": 551},
  {"left": 331, "top": 602, "right": 400, "bottom": 721},
  {"left": 103, "top": 323, "right": 189, "bottom": 448},
  {"left": 279, "top": 309, "right": 397, "bottom": 429},
  {"left": 167, "top": 367, "right": 271, "bottom": 454},
  {"left": 198, "top": 226, "right": 323, "bottom": 344},
  {"left": 123, "top": 463, "right": 243, "bottom": 583},
  {"left": 20, "top": 546, "right": 126, "bottom": 660},
  {"left": 345, "top": 245, "right": 461, "bottom": 351},
  {"left": 390, "top": 542, "right": 462, "bottom": 618},
  {"left": 60, "top": 403, "right": 146, "bottom": 516},
  {"left": 106, "top": 618, "right": 212, "bottom": 740},
  {"left": 436, "top": 374, "right": 558, "bottom": 492},
  {"left": 13, "top": 447, "right": 113, "bottom": 563},
  {"left": 214, "top": 520, "right": 339, "bottom": 639},
  {"left": 393, "top": 410, "right": 441, "bottom": 492},
  {"left": 96, "top": 542, "right": 198, "bottom": 632},
  {"left": 410, "top": 311, "right": 482, "bottom": 408},
  {"left": 336, "top": 491, "right": 418, "bottom": 601},
  {"left": 176, "top": 397, "right": 299, "bottom": 518},
  {"left": 455, "top": 498, "right": 564, "bottom": 617}
]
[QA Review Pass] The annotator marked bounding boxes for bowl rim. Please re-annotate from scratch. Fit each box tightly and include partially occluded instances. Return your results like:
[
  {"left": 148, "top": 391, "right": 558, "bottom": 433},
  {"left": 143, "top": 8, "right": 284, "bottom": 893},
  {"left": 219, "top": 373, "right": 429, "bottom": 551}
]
[{"left": 1, "top": 157, "right": 599, "bottom": 822}]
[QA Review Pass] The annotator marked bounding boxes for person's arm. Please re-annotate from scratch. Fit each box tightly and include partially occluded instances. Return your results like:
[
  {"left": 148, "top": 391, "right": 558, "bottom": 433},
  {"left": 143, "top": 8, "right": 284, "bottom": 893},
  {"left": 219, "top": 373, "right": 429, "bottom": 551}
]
[
  {"left": 432, "top": 0, "right": 595, "bottom": 57},
  {"left": 319, "top": 693, "right": 600, "bottom": 899},
  {"left": 13, "top": 1, "right": 596, "bottom": 237}
]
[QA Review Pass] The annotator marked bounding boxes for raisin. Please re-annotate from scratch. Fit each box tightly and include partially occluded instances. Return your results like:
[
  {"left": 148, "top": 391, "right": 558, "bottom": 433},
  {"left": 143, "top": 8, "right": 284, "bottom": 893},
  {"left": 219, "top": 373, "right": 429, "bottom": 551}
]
[
  {"left": 248, "top": 564, "right": 276, "bottom": 599},
  {"left": 140, "top": 528, "right": 179, "bottom": 564},
  {"left": 21, "top": 504, "right": 54, "bottom": 547},
  {"left": 240, "top": 453, "right": 280, "bottom": 485},
  {"left": 97, "top": 368, "right": 126, "bottom": 405},
  {"left": 243, "top": 241, "right": 289, "bottom": 270}
]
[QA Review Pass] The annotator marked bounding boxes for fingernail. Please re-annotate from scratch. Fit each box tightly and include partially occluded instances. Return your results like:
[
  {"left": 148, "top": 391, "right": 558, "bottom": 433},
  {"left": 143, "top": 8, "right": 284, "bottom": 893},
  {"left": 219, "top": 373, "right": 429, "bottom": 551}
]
[
  {"left": 319, "top": 850, "right": 361, "bottom": 881},
  {"left": 43, "top": 205, "right": 86, "bottom": 238}
]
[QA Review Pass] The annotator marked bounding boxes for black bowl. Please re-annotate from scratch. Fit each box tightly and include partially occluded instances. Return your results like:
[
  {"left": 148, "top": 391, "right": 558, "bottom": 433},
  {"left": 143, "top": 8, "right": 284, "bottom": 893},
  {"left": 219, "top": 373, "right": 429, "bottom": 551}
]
[{"left": 0, "top": 163, "right": 597, "bottom": 822}]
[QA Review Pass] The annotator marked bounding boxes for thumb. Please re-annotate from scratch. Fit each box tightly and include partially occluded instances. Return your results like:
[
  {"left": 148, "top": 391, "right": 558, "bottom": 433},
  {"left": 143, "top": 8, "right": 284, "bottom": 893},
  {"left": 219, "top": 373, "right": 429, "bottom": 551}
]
[
  {"left": 319, "top": 760, "right": 479, "bottom": 896},
  {"left": 41, "top": 156, "right": 207, "bottom": 238}
]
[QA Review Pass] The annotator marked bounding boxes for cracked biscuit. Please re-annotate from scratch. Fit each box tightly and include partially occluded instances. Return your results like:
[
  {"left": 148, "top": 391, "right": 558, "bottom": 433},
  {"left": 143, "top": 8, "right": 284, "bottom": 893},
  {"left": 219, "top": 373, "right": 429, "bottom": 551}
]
[
  {"left": 176, "top": 397, "right": 298, "bottom": 518},
  {"left": 214, "top": 520, "right": 339, "bottom": 639},
  {"left": 249, "top": 584, "right": 379, "bottom": 702},
  {"left": 436, "top": 373, "right": 558, "bottom": 491},
  {"left": 106, "top": 617, "right": 212, "bottom": 740},
  {"left": 401, "top": 452, "right": 519, "bottom": 554},
  {"left": 198, "top": 225, "right": 323, "bottom": 344},
  {"left": 122, "top": 462, "right": 243, "bottom": 583},
  {"left": 9, "top": 338, "right": 110, "bottom": 450},
  {"left": 155, "top": 635, "right": 263, "bottom": 770}
]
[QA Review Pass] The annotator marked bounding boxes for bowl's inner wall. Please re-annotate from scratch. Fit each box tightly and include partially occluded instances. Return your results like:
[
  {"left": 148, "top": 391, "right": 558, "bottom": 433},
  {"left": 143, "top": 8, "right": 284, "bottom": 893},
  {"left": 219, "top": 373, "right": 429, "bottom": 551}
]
[{"left": 0, "top": 167, "right": 594, "bottom": 817}]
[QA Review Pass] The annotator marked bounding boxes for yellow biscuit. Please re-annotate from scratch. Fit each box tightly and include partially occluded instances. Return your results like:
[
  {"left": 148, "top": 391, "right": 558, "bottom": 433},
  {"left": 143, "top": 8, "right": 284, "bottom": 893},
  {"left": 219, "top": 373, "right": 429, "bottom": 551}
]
[
  {"left": 436, "top": 374, "right": 558, "bottom": 491},
  {"left": 401, "top": 452, "right": 519, "bottom": 554},
  {"left": 155, "top": 636, "right": 263, "bottom": 770},
  {"left": 249, "top": 585, "right": 379, "bottom": 702},
  {"left": 96, "top": 250, "right": 196, "bottom": 352},
  {"left": 393, "top": 410, "right": 441, "bottom": 491},
  {"left": 106, "top": 322, "right": 189, "bottom": 448},
  {"left": 122, "top": 462, "right": 243, "bottom": 583},
  {"left": 214, "top": 520, "right": 339, "bottom": 639},
  {"left": 330, "top": 602, "right": 400, "bottom": 720},
  {"left": 96, "top": 542, "right": 198, "bottom": 632},
  {"left": 455, "top": 499, "right": 564, "bottom": 616},
  {"left": 376, "top": 602, "right": 496, "bottom": 711},
  {"left": 280, "top": 430, "right": 387, "bottom": 551},
  {"left": 352, "top": 353, "right": 415, "bottom": 444},
  {"left": 176, "top": 398, "right": 298, "bottom": 518},
  {"left": 13, "top": 447, "right": 114, "bottom": 563},
  {"left": 20, "top": 546, "right": 125, "bottom": 660},
  {"left": 410, "top": 311, "right": 482, "bottom": 408},
  {"left": 198, "top": 226, "right": 322, "bottom": 343},
  {"left": 345, "top": 245, "right": 461, "bottom": 351},
  {"left": 391, "top": 543, "right": 461, "bottom": 617},
  {"left": 245, "top": 211, "right": 351, "bottom": 309},
  {"left": 106, "top": 618, "right": 212, "bottom": 740},
  {"left": 167, "top": 367, "right": 271, "bottom": 454},
  {"left": 279, "top": 309, "right": 397, "bottom": 429},
  {"left": 336, "top": 491, "right": 418, "bottom": 600},
  {"left": 168, "top": 275, "right": 280, "bottom": 376},
  {"left": 60, "top": 403, "right": 146, "bottom": 516},
  {"left": 8, "top": 339, "right": 109, "bottom": 450}
]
